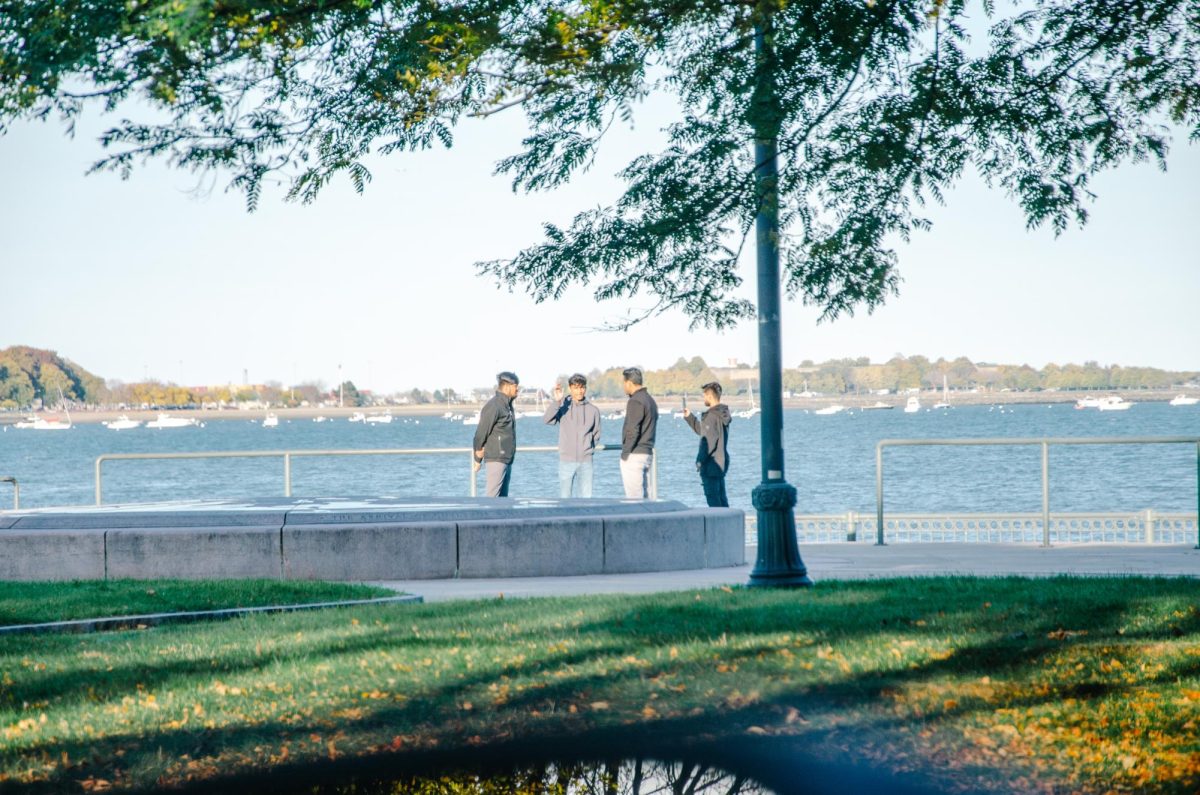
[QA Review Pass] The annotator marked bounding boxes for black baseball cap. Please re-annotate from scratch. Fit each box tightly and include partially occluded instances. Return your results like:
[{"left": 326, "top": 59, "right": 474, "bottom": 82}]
[{"left": 497, "top": 371, "right": 520, "bottom": 386}]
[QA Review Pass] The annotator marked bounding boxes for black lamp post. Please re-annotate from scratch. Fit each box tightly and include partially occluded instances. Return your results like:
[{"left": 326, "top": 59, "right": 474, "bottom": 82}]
[{"left": 747, "top": 19, "right": 812, "bottom": 589}]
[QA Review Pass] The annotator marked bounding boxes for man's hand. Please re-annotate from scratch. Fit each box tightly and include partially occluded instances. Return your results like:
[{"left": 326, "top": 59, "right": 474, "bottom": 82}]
[
  {"left": 473, "top": 449, "right": 484, "bottom": 473},
  {"left": 553, "top": 384, "right": 563, "bottom": 401},
  {"left": 682, "top": 407, "right": 692, "bottom": 418}
]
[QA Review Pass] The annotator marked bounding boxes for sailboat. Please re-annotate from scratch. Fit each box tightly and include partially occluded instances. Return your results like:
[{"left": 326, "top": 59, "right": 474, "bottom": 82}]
[
  {"left": 734, "top": 379, "right": 761, "bottom": 419},
  {"left": 31, "top": 388, "right": 73, "bottom": 430},
  {"left": 933, "top": 375, "right": 952, "bottom": 409}
]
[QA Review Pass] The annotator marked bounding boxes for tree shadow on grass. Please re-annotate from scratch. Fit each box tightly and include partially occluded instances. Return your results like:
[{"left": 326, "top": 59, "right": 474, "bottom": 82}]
[{"left": 2, "top": 578, "right": 1198, "bottom": 793}]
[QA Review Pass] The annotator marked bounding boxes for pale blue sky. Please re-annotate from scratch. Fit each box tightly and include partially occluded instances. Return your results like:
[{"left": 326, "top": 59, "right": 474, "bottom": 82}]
[{"left": 1, "top": 90, "right": 1197, "bottom": 395}]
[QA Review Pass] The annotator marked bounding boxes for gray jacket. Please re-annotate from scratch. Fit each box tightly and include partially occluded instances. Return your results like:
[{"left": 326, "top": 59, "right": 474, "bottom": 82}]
[
  {"left": 543, "top": 396, "right": 601, "bottom": 462},
  {"left": 473, "top": 391, "right": 516, "bottom": 464},
  {"left": 621, "top": 388, "right": 658, "bottom": 459},
  {"left": 685, "top": 403, "right": 731, "bottom": 476}
]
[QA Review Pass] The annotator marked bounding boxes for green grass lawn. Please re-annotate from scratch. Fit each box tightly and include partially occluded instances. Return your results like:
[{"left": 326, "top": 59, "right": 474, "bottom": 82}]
[
  {"left": 0, "top": 580, "right": 395, "bottom": 626},
  {"left": 0, "top": 577, "right": 1197, "bottom": 793}
]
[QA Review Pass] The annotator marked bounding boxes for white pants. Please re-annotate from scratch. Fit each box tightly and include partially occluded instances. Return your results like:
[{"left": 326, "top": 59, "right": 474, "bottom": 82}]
[{"left": 620, "top": 453, "right": 652, "bottom": 499}]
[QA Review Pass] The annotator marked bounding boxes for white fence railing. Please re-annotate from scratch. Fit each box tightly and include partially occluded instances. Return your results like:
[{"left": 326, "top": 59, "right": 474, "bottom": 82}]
[{"left": 746, "top": 511, "right": 1199, "bottom": 546}]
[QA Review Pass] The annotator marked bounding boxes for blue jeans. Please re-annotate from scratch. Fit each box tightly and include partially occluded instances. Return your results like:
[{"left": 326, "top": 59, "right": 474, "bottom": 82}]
[{"left": 559, "top": 459, "right": 594, "bottom": 498}]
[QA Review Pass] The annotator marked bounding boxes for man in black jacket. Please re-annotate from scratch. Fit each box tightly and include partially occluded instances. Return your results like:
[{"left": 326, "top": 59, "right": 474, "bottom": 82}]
[
  {"left": 683, "top": 381, "right": 731, "bottom": 507},
  {"left": 619, "top": 367, "right": 658, "bottom": 498},
  {"left": 473, "top": 371, "right": 519, "bottom": 497}
]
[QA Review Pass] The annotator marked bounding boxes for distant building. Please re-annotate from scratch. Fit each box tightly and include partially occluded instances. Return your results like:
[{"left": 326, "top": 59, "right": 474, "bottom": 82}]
[{"left": 709, "top": 367, "right": 759, "bottom": 386}]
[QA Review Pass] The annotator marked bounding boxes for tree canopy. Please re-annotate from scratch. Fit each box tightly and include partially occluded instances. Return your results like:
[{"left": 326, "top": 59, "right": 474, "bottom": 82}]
[
  {"left": 0, "top": 345, "right": 107, "bottom": 407},
  {"left": 2, "top": 0, "right": 1196, "bottom": 327}
]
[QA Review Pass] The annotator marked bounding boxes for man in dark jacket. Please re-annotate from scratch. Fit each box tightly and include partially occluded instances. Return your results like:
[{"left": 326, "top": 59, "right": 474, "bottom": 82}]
[
  {"left": 544, "top": 373, "right": 602, "bottom": 497},
  {"left": 619, "top": 367, "right": 658, "bottom": 498},
  {"left": 473, "top": 371, "right": 519, "bottom": 497},
  {"left": 683, "top": 381, "right": 731, "bottom": 507}
]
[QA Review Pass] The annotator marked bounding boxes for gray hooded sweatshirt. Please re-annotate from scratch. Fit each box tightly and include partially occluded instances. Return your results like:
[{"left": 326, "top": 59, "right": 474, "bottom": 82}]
[
  {"left": 684, "top": 403, "right": 731, "bottom": 477},
  {"left": 543, "top": 396, "right": 601, "bottom": 462}
]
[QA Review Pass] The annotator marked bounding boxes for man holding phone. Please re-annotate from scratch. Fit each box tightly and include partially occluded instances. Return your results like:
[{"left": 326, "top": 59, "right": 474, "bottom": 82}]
[
  {"left": 543, "top": 373, "right": 602, "bottom": 497},
  {"left": 683, "top": 380, "right": 731, "bottom": 507}
]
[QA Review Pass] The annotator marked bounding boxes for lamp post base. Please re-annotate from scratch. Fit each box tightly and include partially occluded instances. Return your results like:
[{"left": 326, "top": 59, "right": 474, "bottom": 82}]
[{"left": 748, "top": 481, "right": 813, "bottom": 588}]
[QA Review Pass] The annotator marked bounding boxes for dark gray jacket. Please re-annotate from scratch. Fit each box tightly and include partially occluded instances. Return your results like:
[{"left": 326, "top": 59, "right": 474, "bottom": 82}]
[
  {"left": 473, "top": 391, "right": 516, "bottom": 464},
  {"left": 621, "top": 388, "right": 658, "bottom": 459},
  {"left": 543, "top": 396, "right": 602, "bottom": 462},
  {"left": 685, "top": 403, "right": 731, "bottom": 477}
]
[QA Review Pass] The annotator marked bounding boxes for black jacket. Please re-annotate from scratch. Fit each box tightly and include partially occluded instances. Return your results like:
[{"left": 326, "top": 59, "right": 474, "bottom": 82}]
[
  {"left": 685, "top": 403, "right": 731, "bottom": 477},
  {"left": 473, "top": 391, "right": 516, "bottom": 464},
  {"left": 621, "top": 388, "right": 658, "bottom": 459}
]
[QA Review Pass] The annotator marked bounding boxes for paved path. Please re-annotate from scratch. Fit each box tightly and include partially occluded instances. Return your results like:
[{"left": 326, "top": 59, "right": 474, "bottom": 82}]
[{"left": 374, "top": 543, "right": 1200, "bottom": 602}]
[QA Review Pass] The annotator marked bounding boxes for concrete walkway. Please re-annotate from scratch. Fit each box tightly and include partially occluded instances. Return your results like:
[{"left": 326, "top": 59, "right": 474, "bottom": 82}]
[{"left": 374, "top": 543, "right": 1200, "bottom": 602}]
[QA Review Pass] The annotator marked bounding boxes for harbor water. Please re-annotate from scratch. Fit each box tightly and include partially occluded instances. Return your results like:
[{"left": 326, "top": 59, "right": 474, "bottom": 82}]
[{"left": 1, "top": 403, "right": 1197, "bottom": 515}]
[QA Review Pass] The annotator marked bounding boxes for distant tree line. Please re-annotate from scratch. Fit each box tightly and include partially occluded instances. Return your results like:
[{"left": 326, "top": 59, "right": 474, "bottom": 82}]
[
  {"left": 0, "top": 346, "right": 107, "bottom": 409},
  {"left": 3, "top": 347, "right": 1194, "bottom": 410},
  {"left": 784, "top": 356, "right": 1199, "bottom": 395}
]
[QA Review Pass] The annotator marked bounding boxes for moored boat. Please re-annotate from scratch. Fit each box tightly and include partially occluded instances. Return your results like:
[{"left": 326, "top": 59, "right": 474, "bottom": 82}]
[
  {"left": 1096, "top": 396, "right": 1133, "bottom": 411},
  {"left": 145, "top": 413, "right": 199, "bottom": 429},
  {"left": 103, "top": 415, "right": 143, "bottom": 430}
]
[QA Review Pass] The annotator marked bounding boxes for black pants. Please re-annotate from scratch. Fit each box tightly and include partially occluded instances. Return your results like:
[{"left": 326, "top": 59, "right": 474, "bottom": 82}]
[{"left": 701, "top": 475, "right": 728, "bottom": 508}]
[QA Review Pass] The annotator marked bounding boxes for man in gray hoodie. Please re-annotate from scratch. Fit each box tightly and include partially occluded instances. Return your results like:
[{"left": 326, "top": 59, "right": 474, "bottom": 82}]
[
  {"left": 683, "top": 381, "right": 731, "bottom": 507},
  {"left": 473, "top": 371, "right": 519, "bottom": 497},
  {"left": 543, "top": 373, "right": 602, "bottom": 497}
]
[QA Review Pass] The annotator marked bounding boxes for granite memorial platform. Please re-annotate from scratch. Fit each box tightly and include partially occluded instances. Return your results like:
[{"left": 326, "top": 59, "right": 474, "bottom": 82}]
[{"left": 0, "top": 497, "right": 745, "bottom": 581}]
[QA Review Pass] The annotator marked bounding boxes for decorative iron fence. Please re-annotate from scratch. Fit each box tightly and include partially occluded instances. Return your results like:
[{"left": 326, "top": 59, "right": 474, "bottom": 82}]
[{"left": 746, "top": 511, "right": 1199, "bottom": 546}]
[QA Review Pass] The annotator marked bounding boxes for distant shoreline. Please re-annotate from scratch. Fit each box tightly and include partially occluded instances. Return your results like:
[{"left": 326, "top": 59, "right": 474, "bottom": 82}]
[{"left": 2, "top": 388, "right": 1196, "bottom": 426}]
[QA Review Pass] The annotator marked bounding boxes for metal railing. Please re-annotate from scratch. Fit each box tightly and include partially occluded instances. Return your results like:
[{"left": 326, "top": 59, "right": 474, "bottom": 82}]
[
  {"left": 93, "top": 445, "right": 655, "bottom": 505},
  {"left": 876, "top": 437, "right": 1200, "bottom": 547},
  {"left": 746, "top": 511, "right": 1199, "bottom": 546},
  {"left": 1, "top": 477, "right": 16, "bottom": 510}
]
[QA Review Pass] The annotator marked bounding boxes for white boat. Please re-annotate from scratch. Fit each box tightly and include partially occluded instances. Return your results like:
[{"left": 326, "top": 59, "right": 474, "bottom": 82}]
[
  {"left": 1074, "top": 396, "right": 1104, "bottom": 409},
  {"left": 103, "top": 415, "right": 143, "bottom": 431},
  {"left": 365, "top": 411, "right": 393, "bottom": 424},
  {"left": 145, "top": 413, "right": 199, "bottom": 429},
  {"left": 1096, "top": 396, "right": 1133, "bottom": 411},
  {"left": 903, "top": 396, "right": 921, "bottom": 414},
  {"left": 262, "top": 413, "right": 279, "bottom": 428},
  {"left": 30, "top": 416, "right": 72, "bottom": 431},
  {"left": 933, "top": 375, "right": 952, "bottom": 409},
  {"left": 347, "top": 412, "right": 367, "bottom": 423},
  {"left": 313, "top": 415, "right": 329, "bottom": 422},
  {"left": 12, "top": 415, "right": 39, "bottom": 429},
  {"left": 461, "top": 412, "right": 481, "bottom": 426},
  {"left": 813, "top": 405, "right": 845, "bottom": 416},
  {"left": 603, "top": 411, "right": 625, "bottom": 420},
  {"left": 734, "top": 381, "right": 761, "bottom": 419},
  {"left": 1169, "top": 394, "right": 1198, "bottom": 406},
  {"left": 738, "top": 381, "right": 760, "bottom": 418},
  {"left": 517, "top": 410, "right": 543, "bottom": 418},
  {"left": 861, "top": 401, "right": 893, "bottom": 411}
]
